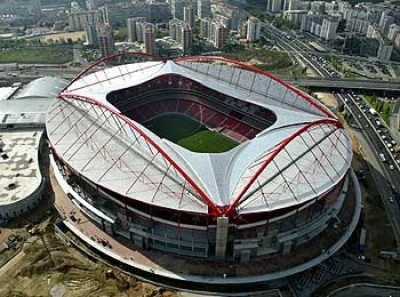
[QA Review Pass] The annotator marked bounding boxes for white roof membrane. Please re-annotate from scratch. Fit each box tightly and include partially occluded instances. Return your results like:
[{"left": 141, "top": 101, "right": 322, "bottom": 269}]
[{"left": 49, "top": 58, "right": 352, "bottom": 215}]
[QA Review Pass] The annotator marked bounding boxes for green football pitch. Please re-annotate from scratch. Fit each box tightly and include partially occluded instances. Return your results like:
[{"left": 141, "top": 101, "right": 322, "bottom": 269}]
[{"left": 144, "top": 114, "right": 238, "bottom": 153}]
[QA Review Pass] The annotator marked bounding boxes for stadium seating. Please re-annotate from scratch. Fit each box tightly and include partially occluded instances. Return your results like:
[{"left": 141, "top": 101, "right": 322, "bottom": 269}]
[{"left": 107, "top": 76, "right": 279, "bottom": 143}]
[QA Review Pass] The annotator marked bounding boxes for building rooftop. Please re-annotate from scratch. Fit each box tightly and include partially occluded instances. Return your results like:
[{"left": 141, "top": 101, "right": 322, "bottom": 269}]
[
  {"left": 0, "top": 130, "right": 43, "bottom": 206},
  {"left": 13, "top": 76, "right": 67, "bottom": 100},
  {"left": 0, "top": 97, "right": 56, "bottom": 127},
  {"left": 0, "top": 87, "right": 19, "bottom": 101},
  {"left": 0, "top": 76, "right": 68, "bottom": 128}
]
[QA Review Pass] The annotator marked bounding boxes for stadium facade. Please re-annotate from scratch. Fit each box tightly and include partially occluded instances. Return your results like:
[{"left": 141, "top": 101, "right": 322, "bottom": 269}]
[{"left": 47, "top": 53, "right": 354, "bottom": 266}]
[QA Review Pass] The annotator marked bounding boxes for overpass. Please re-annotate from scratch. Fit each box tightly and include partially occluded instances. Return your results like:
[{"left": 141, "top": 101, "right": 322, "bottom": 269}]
[{"left": 282, "top": 78, "right": 400, "bottom": 91}]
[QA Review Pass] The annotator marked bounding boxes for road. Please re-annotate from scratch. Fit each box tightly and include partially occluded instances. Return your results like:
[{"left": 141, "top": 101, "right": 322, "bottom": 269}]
[
  {"left": 284, "top": 78, "right": 400, "bottom": 91},
  {"left": 73, "top": 48, "right": 90, "bottom": 66},
  {"left": 337, "top": 92, "right": 400, "bottom": 251},
  {"left": 327, "top": 283, "right": 400, "bottom": 297},
  {"left": 261, "top": 23, "right": 332, "bottom": 79}
]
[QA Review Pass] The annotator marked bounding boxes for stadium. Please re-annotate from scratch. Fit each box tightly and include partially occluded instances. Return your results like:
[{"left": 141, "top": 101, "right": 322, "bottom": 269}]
[{"left": 47, "top": 53, "right": 360, "bottom": 287}]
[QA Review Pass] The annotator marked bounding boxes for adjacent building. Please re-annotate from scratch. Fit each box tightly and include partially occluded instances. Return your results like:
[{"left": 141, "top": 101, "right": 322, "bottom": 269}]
[
  {"left": 247, "top": 17, "right": 261, "bottom": 42},
  {"left": 85, "top": 23, "right": 98, "bottom": 47},
  {"left": 184, "top": 5, "right": 194, "bottom": 29},
  {"left": 68, "top": 10, "right": 99, "bottom": 31},
  {"left": 96, "top": 23, "right": 114, "bottom": 57},
  {"left": 169, "top": 19, "right": 193, "bottom": 55},
  {"left": 320, "top": 17, "right": 339, "bottom": 41},
  {"left": 284, "top": 10, "right": 308, "bottom": 29},
  {"left": 200, "top": 18, "right": 227, "bottom": 49},
  {"left": 267, "top": 0, "right": 283, "bottom": 13},
  {"left": 144, "top": 23, "right": 156, "bottom": 55},
  {"left": 127, "top": 17, "right": 146, "bottom": 43},
  {"left": 171, "top": 0, "right": 185, "bottom": 20},
  {"left": 101, "top": 2, "right": 170, "bottom": 27},
  {"left": 183, "top": 23, "right": 193, "bottom": 56},
  {"left": 197, "top": 0, "right": 211, "bottom": 19}
]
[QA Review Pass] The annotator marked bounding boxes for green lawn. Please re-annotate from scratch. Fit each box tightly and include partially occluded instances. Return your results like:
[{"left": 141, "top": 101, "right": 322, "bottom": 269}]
[
  {"left": 0, "top": 46, "right": 73, "bottom": 64},
  {"left": 144, "top": 114, "right": 238, "bottom": 153}
]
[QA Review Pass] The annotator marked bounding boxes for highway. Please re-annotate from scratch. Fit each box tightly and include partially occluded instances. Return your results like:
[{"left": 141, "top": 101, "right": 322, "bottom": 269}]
[
  {"left": 261, "top": 23, "right": 332, "bottom": 79},
  {"left": 284, "top": 78, "right": 400, "bottom": 91},
  {"left": 337, "top": 92, "right": 400, "bottom": 251}
]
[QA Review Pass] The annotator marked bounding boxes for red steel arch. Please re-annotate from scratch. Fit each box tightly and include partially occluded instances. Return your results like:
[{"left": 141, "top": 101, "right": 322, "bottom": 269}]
[
  {"left": 224, "top": 118, "right": 343, "bottom": 217},
  {"left": 174, "top": 56, "right": 335, "bottom": 119},
  {"left": 59, "top": 54, "right": 344, "bottom": 218},
  {"left": 60, "top": 52, "right": 167, "bottom": 94},
  {"left": 57, "top": 92, "right": 222, "bottom": 216}
]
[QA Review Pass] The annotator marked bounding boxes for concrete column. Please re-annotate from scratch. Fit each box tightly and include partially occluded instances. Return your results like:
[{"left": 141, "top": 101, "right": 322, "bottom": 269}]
[{"left": 215, "top": 217, "right": 229, "bottom": 258}]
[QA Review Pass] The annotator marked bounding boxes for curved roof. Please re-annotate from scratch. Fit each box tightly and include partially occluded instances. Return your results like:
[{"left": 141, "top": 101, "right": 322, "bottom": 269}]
[
  {"left": 47, "top": 54, "right": 352, "bottom": 216},
  {"left": 14, "top": 76, "right": 67, "bottom": 99}
]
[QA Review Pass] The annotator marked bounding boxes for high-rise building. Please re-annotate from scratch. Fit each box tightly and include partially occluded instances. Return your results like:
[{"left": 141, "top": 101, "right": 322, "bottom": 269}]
[
  {"left": 85, "top": 23, "right": 98, "bottom": 47},
  {"left": 388, "top": 24, "right": 400, "bottom": 41},
  {"left": 379, "top": 12, "right": 395, "bottom": 35},
  {"left": 267, "top": 0, "right": 283, "bottom": 13},
  {"left": 127, "top": 17, "right": 146, "bottom": 43},
  {"left": 100, "top": 2, "right": 170, "bottom": 27},
  {"left": 246, "top": 17, "right": 261, "bottom": 42},
  {"left": 197, "top": 0, "right": 211, "bottom": 18},
  {"left": 169, "top": 19, "right": 184, "bottom": 43},
  {"left": 96, "top": 23, "right": 114, "bottom": 57},
  {"left": 395, "top": 34, "right": 400, "bottom": 49},
  {"left": 169, "top": 18, "right": 192, "bottom": 55},
  {"left": 366, "top": 23, "right": 378, "bottom": 39},
  {"left": 377, "top": 41, "right": 393, "bottom": 62},
  {"left": 184, "top": 5, "right": 194, "bottom": 29},
  {"left": 230, "top": 9, "right": 241, "bottom": 31},
  {"left": 214, "top": 23, "right": 227, "bottom": 49},
  {"left": 199, "top": 18, "right": 226, "bottom": 49},
  {"left": 183, "top": 23, "right": 193, "bottom": 56},
  {"left": 200, "top": 17, "right": 212, "bottom": 39},
  {"left": 144, "top": 23, "right": 156, "bottom": 55},
  {"left": 214, "top": 12, "right": 231, "bottom": 30},
  {"left": 71, "top": 1, "right": 82, "bottom": 12},
  {"left": 171, "top": 0, "right": 185, "bottom": 20},
  {"left": 284, "top": 10, "right": 308, "bottom": 29},
  {"left": 320, "top": 17, "right": 338, "bottom": 41},
  {"left": 68, "top": 10, "right": 99, "bottom": 31}
]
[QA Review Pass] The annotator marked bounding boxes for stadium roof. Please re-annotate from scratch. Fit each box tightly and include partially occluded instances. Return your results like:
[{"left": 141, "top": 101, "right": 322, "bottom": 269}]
[{"left": 47, "top": 53, "right": 352, "bottom": 216}]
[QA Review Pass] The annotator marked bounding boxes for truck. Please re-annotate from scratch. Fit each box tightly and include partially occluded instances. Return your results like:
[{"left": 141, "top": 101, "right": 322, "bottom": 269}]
[
  {"left": 369, "top": 108, "right": 377, "bottom": 115},
  {"left": 358, "top": 228, "right": 367, "bottom": 253},
  {"left": 379, "top": 153, "right": 386, "bottom": 162}
]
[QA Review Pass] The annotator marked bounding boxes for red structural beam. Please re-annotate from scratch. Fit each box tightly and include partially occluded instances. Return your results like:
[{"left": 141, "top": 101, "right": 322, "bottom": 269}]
[
  {"left": 60, "top": 52, "right": 167, "bottom": 94},
  {"left": 174, "top": 56, "right": 335, "bottom": 119},
  {"left": 224, "top": 118, "right": 342, "bottom": 217},
  {"left": 57, "top": 93, "right": 222, "bottom": 216}
]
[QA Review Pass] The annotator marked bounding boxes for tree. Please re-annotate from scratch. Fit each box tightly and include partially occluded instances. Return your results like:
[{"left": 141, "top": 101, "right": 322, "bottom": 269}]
[
  {"left": 383, "top": 103, "right": 392, "bottom": 116},
  {"left": 376, "top": 100, "right": 384, "bottom": 112}
]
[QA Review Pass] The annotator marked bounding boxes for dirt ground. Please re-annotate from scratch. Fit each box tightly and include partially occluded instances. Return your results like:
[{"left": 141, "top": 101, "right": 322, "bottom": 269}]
[
  {"left": 314, "top": 92, "right": 339, "bottom": 110},
  {"left": 0, "top": 143, "right": 177, "bottom": 297},
  {"left": 0, "top": 211, "right": 177, "bottom": 297}
]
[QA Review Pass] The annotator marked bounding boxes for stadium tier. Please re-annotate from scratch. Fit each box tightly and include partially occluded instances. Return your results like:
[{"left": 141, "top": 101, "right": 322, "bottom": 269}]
[{"left": 47, "top": 53, "right": 354, "bottom": 265}]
